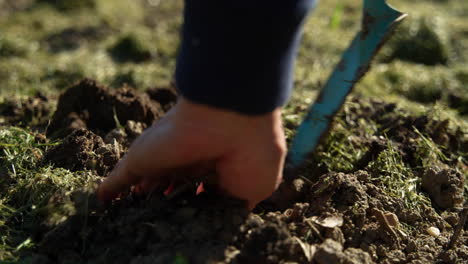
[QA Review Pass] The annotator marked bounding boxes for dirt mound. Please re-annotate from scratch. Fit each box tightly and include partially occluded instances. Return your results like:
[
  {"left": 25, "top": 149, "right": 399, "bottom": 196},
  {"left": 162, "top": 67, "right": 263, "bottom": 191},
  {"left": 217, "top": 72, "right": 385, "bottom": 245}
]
[
  {"left": 43, "top": 129, "right": 122, "bottom": 176},
  {"left": 34, "top": 192, "right": 250, "bottom": 264},
  {"left": 44, "top": 119, "right": 149, "bottom": 175},
  {"left": 30, "top": 170, "right": 467, "bottom": 264},
  {"left": 44, "top": 79, "right": 171, "bottom": 174},
  {"left": 146, "top": 85, "right": 178, "bottom": 111},
  {"left": 28, "top": 95, "right": 468, "bottom": 263},
  {"left": 0, "top": 92, "right": 53, "bottom": 127},
  {"left": 47, "top": 79, "right": 163, "bottom": 138},
  {"left": 422, "top": 167, "right": 465, "bottom": 210}
]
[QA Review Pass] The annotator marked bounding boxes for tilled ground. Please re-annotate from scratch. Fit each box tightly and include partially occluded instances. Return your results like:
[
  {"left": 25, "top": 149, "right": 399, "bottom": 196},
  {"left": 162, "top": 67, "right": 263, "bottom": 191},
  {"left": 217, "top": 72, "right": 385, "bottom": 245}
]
[{"left": 1, "top": 80, "right": 467, "bottom": 264}]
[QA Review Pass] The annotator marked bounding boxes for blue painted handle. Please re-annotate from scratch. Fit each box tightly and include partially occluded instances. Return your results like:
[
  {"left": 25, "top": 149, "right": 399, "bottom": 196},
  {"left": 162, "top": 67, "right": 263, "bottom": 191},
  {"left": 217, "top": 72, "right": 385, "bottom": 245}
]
[{"left": 287, "top": 0, "right": 407, "bottom": 171}]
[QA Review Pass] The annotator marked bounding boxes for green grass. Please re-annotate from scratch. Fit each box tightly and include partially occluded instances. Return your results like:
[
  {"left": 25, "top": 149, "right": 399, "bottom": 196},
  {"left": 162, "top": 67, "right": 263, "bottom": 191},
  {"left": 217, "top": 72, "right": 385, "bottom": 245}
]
[
  {"left": 368, "top": 140, "right": 432, "bottom": 210},
  {"left": 0, "top": 127, "right": 98, "bottom": 261}
]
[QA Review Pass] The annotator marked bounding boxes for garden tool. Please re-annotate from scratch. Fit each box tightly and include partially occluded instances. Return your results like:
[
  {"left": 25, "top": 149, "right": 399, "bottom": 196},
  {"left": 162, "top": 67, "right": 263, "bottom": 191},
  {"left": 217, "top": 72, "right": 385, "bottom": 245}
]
[{"left": 286, "top": 0, "right": 407, "bottom": 177}]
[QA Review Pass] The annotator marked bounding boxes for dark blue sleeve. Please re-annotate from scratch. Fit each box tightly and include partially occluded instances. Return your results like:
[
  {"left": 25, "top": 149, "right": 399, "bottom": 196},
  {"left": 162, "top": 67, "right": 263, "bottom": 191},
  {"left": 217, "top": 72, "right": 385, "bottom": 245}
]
[{"left": 175, "top": 0, "right": 317, "bottom": 115}]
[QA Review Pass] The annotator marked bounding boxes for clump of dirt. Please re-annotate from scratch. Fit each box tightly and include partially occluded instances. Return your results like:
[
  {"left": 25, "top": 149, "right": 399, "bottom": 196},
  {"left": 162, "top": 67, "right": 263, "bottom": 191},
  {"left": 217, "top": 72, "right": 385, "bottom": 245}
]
[
  {"left": 43, "top": 129, "right": 122, "bottom": 176},
  {"left": 422, "top": 166, "right": 465, "bottom": 210},
  {"left": 43, "top": 79, "right": 173, "bottom": 174},
  {"left": 146, "top": 85, "right": 178, "bottom": 111},
  {"left": 46, "top": 79, "right": 163, "bottom": 138},
  {"left": 45, "top": 25, "right": 112, "bottom": 52},
  {"left": 104, "top": 120, "right": 148, "bottom": 148},
  {"left": 0, "top": 92, "right": 53, "bottom": 127}
]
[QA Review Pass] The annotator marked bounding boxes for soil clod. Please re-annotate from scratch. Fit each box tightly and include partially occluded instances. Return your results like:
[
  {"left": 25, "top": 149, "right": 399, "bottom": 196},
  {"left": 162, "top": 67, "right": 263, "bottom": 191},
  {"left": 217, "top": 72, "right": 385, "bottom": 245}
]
[
  {"left": 422, "top": 166, "right": 465, "bottom": 210},
  {"left": 0, "top": 92, "right": 53, "bottom": 127},
  {"left": 43, "top": 128, "right": 121, "bottom": 176},
  {"left": 47, "top": 79, "right": 163, "bottom": 138}
]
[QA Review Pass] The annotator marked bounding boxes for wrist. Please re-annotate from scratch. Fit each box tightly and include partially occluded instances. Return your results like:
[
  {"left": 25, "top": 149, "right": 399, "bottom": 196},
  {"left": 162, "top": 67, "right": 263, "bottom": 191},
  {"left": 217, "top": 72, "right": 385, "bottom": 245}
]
[{"left": 174, "top": 96, "right": 283, "bottom": 132}]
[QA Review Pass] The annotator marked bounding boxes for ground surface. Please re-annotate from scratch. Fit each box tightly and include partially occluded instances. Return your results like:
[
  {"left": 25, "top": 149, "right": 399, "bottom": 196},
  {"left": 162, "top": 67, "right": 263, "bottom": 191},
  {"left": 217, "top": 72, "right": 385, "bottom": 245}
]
[{"left": 0, "top": 0, "right": 467, "bottom": 263}]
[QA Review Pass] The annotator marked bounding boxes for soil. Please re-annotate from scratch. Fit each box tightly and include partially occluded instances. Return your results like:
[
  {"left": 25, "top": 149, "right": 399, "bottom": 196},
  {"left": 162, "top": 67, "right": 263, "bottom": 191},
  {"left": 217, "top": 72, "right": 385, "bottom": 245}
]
[
  {"left": 29, "top": 170, "right": 467, "bottom": 264},
  {"left": 43, "top": 128, "right": 122, "bottom": 176},
  {"left": 43, "top": 79, "right": 176, "bottom": 175},
  {"left": 11, "top": 81, "right": 468, "bottom": 263},
  {"left": 0, "top": 92, "right": 53, "bottom": 128},
  {"left": 146, "top": 85, "right": 178, "bottom": 112},
  {"left": 46, "top": 79, "right": 164, "bottom": 139}
]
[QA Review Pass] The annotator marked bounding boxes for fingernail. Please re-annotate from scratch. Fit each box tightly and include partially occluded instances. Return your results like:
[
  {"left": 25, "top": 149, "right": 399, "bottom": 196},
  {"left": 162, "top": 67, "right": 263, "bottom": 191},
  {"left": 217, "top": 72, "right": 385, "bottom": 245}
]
[{"left": 196, "top": 182, "right": 205, "bottom": 195}]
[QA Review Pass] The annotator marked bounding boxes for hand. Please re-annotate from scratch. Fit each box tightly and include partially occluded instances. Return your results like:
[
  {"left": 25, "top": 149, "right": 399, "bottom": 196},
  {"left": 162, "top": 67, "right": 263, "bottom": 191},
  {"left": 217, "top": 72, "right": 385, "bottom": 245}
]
[{"left": 97, "top": 97, "right": 287, "bottom": 210}]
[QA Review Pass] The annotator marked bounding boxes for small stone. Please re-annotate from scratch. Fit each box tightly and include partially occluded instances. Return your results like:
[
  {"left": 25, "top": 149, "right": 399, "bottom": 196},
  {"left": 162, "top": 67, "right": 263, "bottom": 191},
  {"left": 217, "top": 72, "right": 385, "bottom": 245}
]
[
  {"left": 125, "top": 120, "right": 146, "bottom": 138},
  {"left": 384, "top": 212, "right": 399, "bottom": 228},
  {"left": 426, "top": 227, "right": 440, "bottom": 237}
]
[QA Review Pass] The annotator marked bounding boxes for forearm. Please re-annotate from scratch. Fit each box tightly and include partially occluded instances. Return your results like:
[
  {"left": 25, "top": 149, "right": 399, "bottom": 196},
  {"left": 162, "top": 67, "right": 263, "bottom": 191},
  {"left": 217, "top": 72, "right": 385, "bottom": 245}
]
[{"left": 175, "top": 0, "right": 317, "bottom": 115}]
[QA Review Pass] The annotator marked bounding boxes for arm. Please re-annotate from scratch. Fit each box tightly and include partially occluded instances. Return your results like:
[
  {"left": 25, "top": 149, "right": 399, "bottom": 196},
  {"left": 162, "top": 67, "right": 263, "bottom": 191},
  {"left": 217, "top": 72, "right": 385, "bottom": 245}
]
[
  {"left": 177, "top": 0, "right": 316, "bottom": 114},
  {"left": 98, "top": 0, "right": 316, "bottom": 209}
]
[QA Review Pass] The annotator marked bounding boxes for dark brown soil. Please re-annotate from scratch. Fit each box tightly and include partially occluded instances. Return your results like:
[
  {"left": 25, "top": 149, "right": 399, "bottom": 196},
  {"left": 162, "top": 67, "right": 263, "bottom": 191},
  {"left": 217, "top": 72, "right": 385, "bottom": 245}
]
[
  {"left": 43, "top": 129, "right": 122, "bottom": 176},
  {"left": 30, "top": 170, "right": 467, "bottom": 264},
  {"left": 46, "top": 79, "right": 164, "bottom": 138},
  {"left": 21, "top": 85, "right": 468, "bottom": 263},
  {"left": 422, "top": 167, "right": 465, "bottom": 210},
  {"left": 0, "top": 92, "right": 53, "bottom": 128},
  {"left": 146, "top": 85, "right": 178, "bottom": 111},
  {"left": 43, "top": 79, "right": 174, "bottom": 174}
]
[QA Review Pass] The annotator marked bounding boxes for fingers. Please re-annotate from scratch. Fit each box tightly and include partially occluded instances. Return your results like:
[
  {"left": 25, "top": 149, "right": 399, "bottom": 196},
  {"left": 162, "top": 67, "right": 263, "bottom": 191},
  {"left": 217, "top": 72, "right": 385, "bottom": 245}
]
[
  {"left": 135, "top": 176, "right": 161, "bottom": 194},
  {"left": 96, "top": 115, "right": 178, "bottom": 201},
  {"left": 98, "top": 157, "right": 139, "bottom": 201},
  {"left": 96, "top": 99, "right": 287, "bottom": 211},
  {"left": 97, "top": 125, "right": 166, "bottom": 201},
  {"left": 97, "top": 120, "right": 221, "bottom": 201}
]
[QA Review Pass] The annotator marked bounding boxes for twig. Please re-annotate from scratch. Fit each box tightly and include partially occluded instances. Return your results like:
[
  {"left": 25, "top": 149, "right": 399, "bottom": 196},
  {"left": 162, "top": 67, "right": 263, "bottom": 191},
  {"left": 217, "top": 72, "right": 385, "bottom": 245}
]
[
  {"left": 306, "top": 219, "right": 324, "bottom": 242},
  {"left": 447, "top": 205, "right": 468, "bottom": 249}
]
